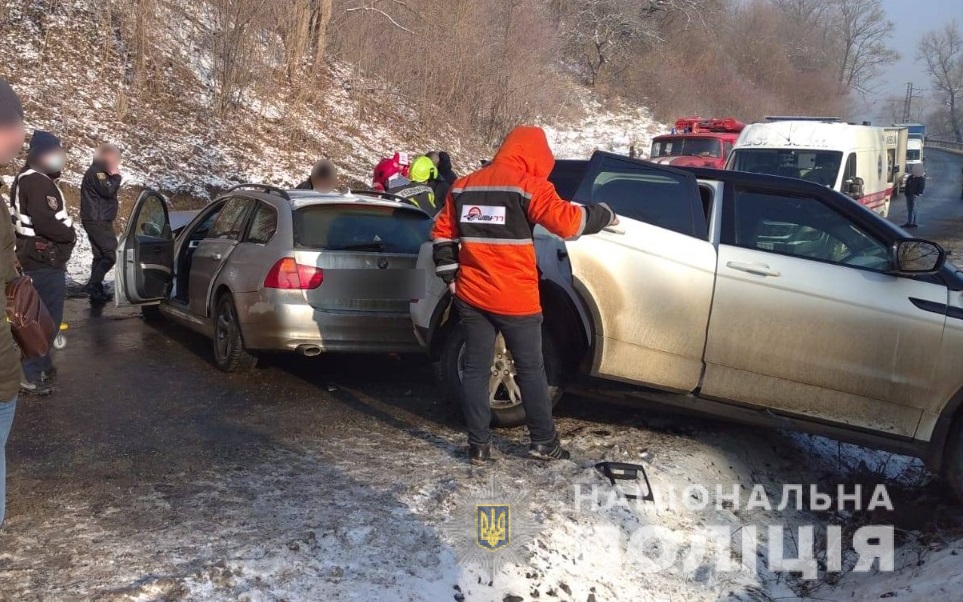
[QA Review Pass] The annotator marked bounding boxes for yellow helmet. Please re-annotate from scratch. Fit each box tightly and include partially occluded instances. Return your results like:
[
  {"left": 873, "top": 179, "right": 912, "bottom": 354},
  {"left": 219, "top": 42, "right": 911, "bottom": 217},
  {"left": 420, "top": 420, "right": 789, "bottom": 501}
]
[{"left": 409, "top": 155, "right": 439, "bottom": 183}]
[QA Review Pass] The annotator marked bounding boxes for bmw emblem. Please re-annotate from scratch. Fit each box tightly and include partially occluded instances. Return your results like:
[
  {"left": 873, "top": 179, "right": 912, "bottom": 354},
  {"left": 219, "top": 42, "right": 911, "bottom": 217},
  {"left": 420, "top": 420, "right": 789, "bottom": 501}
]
[{"left": 378, "top": 258, "right": 389, "bottom": 270}]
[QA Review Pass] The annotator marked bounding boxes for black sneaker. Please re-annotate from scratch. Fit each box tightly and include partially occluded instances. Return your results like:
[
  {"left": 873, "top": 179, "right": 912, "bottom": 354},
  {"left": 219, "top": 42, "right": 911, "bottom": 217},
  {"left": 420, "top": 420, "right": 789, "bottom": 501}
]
[
  {"left": 20, "top": 380, "right": 53, "bottom": 396},
  {"left": 529, "top": 438, "right": 571, "bottom": 461},
  {"left": 468, "top": 443, "right": 493, "bottom": 465},
  {"left": 41, "top": 367, "right": 58, "bottom": 384}
]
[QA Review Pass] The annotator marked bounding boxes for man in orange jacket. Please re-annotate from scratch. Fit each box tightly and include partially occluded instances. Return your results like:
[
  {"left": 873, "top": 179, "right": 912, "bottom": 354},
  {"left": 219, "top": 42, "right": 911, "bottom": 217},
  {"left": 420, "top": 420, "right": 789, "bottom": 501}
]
[{"left": 432, "top": 126, "right": 617, "bottom": 464}]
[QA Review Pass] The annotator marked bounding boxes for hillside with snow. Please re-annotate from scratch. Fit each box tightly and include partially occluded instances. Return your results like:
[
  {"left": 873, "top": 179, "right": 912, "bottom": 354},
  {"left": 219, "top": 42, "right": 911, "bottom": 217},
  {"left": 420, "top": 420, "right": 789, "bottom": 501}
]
[{"left": 0, "top": 0, "right": 661, "bottom": 287}]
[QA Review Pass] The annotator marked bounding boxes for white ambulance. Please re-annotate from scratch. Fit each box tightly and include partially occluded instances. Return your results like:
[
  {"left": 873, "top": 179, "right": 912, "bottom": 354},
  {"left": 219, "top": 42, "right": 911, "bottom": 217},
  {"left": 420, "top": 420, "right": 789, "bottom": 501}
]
[{"left": 726, "top": 117, "right": 896, "bottom": 217}]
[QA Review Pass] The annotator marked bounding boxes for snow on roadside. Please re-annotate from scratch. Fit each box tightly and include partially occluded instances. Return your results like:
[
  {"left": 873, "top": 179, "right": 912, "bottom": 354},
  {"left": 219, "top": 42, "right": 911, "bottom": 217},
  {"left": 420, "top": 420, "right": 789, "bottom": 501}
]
[{"left": 544, "top": 95, "right": 665, "bottom": 159}]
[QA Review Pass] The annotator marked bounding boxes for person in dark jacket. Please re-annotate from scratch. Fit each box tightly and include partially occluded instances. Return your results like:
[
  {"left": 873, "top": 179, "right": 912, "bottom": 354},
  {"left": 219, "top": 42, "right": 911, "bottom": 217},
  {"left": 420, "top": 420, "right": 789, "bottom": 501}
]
[
  {"left": 80, "top": 143, "right": 122, "bottom": 302},
  {"left": 430, "top": 150, "right": 458, "bottom": 207},
  {"left": 9, "top": 131, "right": 75, "bottom": 395},
  {"left": 902, "top": 164, "right": 926, "bottom": 229},
  {"left": 0, "top": 78, "right": 26, "bottom": 525},
  {"left": 296, "top": 159, "right": 339, "bottom": 193}
]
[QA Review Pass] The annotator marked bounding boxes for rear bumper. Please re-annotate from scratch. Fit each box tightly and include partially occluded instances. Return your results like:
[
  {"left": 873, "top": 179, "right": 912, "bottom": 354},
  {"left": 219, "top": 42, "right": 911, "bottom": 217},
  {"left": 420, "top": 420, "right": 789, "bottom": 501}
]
[{"left": 234, "top": 290, "right": 423, "bottom": 354}]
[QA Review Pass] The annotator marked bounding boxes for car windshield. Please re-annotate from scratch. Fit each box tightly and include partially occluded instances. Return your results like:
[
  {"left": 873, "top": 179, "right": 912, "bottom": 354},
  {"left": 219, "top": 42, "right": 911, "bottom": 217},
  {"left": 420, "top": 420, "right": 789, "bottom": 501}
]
[
  {"left": 293, "top": 204, "right": 431, "bottom": 253},
  {"left": 906, "top": 149, "right": 921, "bottom": 161},
  {"left": 730, "top": 149, "right": 843, "bottom": 184},
  {"left": 651, "top": 137, "right": 721, "bottom": 158}
]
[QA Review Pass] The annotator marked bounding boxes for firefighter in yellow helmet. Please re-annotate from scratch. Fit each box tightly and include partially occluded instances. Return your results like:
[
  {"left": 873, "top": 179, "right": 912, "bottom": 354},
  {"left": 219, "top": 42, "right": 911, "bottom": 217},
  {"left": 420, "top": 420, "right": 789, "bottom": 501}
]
[{"left": 388, "top": 155, "right": 439, "bottom": 215}]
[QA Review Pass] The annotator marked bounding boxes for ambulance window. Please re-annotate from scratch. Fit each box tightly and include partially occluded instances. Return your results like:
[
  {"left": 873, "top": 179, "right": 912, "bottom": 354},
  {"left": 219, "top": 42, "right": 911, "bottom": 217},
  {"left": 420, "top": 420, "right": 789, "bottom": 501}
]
[
  {"left": 844, "top": 154, "right": 857, "bottom": 180},
  {"left": 723, "top": 142, "right": 733, "bottom": 158}
]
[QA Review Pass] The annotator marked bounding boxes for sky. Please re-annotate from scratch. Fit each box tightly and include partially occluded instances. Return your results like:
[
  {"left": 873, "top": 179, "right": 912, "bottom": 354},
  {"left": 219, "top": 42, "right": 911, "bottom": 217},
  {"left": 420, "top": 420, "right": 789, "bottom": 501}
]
[{"left": 858, "top": 0, "right": 952, "bottom": 124}]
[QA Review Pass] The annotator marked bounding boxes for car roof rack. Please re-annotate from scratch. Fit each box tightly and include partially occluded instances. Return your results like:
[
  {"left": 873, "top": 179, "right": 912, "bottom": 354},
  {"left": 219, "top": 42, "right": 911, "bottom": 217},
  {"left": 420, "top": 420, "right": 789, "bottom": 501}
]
[{"left": 225, "top": 183, "right": 291, "bottom": 200}]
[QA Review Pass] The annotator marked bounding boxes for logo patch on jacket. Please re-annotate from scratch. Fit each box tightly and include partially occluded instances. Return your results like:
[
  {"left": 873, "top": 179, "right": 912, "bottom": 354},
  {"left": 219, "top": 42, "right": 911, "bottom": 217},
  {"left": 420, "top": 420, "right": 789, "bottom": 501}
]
[
  {"left": 46, "top": 196, "right": 59, "bottom": 210},
  {"left": 461, "top": 205, "right": 506, "bottom": 224},
  {"left": 96, "top": 172, "right": 107, "bottom": 181}
]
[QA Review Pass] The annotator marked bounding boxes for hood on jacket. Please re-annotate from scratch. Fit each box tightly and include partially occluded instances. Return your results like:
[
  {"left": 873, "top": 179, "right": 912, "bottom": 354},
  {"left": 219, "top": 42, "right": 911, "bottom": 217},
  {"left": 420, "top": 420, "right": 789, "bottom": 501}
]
[{"left": 491, "top": 126, "right": 555, "bottom": 179}]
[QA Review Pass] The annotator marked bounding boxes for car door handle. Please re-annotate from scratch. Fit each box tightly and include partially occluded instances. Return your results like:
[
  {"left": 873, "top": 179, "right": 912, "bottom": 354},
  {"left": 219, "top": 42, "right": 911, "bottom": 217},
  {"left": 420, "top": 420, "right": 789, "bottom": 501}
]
[
  {"left": 603, "top": 225, "right": 625, "bottom": 235},
  {"left": 212, "top": 253, "right": 222, "bottom": 260},
  {"left": 726, "top": 261, "right": 781, "bottom": 277}
]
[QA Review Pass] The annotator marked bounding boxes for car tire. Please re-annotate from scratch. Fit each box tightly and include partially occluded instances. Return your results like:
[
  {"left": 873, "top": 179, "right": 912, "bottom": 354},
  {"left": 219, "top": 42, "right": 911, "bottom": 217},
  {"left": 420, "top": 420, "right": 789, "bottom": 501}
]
[
  {"left": 439, "top": 324, "right": 565, "bottom": 429},
  {"left": 212, "top": 294, "right": 257, "bottom": 373},
  {"left": 141, "top": 305, "right": 163, "bottom": 323},
  {"left": 944, "top": 417, "right": 963, "bottom": 500}
]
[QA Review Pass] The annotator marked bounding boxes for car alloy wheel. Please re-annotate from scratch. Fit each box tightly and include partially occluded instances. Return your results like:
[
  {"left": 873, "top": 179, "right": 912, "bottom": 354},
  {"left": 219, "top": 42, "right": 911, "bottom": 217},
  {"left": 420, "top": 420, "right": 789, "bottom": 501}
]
[
  {"left": 212, "top": 295, "right": 256, "bottom": 373},
  {"left": 457, "top": 333, "right": 523, "bottom": 411}
]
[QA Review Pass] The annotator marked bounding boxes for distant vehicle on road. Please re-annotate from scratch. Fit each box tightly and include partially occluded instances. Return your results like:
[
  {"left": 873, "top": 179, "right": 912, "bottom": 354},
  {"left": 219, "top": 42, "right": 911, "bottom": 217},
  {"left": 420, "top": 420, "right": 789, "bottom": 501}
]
[
  {"left": 414, "top": 151, "right": 963, "bottom": 499},
  {"left": 892, "top": 123, "right": 926, "bottom": 193},
  {"left": 727, "top": 117, "right": 897, "bottom": 217},
  {"left": 116, "top": 185, "right": 430, "bottom": 371},
  {"left": 649, "top": 116, "right": 744, "bottom": 169}
]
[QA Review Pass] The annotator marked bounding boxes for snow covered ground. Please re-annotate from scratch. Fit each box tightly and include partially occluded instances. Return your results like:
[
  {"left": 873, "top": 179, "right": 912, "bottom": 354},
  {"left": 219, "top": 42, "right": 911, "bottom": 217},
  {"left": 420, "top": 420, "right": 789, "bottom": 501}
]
[{"left": 3, "top": 353, "right": 960, "bottom": 602}]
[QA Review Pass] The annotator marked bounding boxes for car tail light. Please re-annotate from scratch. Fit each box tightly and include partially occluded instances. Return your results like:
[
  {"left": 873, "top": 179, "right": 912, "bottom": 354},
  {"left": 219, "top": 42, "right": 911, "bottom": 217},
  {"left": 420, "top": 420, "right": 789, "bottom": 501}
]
[{"left": 264, "top": 258, "right": 324, "bottom": 290}]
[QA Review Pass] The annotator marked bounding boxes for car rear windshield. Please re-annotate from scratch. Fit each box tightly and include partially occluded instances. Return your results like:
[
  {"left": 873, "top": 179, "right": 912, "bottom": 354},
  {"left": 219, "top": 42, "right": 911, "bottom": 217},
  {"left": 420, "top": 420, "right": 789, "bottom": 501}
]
[{"left": 293, "top": 204, "right": 431, "bottom": 253}]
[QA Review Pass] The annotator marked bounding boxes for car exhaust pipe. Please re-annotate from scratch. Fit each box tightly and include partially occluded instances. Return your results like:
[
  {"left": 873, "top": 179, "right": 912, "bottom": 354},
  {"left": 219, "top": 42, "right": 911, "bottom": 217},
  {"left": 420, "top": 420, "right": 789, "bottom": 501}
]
[{"left": 297, "top": 344, "right": 322, "bottom": 357}]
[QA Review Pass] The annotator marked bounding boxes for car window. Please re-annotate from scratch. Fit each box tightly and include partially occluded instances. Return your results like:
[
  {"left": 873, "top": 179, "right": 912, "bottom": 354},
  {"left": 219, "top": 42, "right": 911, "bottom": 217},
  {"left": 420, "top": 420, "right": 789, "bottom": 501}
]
[
  {"left": 549, "top": 161, "right": 589, "bottom": 200},
  {"left": 731, "top": 149, "right": 843, "bottom": 184},
  {"left": 725, "top": 189, "right": 891, "bottom": 271},
  {"left": 575, "top": 156, "right": 701, "bottom": 237},
  {"left": 207, "top": 198, "right": 253, "bottom": 241},
  {"left": 293, "top": 204, "right": 430, "bottom": 253},
  {"left": 134, "top": 193, "right": 170, "bottom": 239},
  {"left": 246, "top": 203, "right": 278, "bottom": 244}
]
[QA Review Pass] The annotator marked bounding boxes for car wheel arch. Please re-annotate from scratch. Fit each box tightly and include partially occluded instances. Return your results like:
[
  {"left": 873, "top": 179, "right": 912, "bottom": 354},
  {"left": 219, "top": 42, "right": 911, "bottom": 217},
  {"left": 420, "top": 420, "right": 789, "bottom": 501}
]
[{"left": 928, "top": 384, "right": 963, "bottom": 471}]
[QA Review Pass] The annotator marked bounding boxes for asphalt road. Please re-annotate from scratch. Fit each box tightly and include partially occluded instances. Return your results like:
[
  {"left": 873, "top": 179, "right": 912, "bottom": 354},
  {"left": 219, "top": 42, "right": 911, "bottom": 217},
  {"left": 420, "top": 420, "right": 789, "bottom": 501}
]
[{"left": 887, "top": 148, "right": 963, "bottom": 256}]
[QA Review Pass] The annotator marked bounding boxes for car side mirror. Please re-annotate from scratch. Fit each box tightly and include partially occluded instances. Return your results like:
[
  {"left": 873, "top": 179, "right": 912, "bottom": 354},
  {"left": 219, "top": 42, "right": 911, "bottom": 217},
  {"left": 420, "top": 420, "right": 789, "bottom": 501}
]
[{"left": 892, "top": 239, "right": 945, "bottom": 275}]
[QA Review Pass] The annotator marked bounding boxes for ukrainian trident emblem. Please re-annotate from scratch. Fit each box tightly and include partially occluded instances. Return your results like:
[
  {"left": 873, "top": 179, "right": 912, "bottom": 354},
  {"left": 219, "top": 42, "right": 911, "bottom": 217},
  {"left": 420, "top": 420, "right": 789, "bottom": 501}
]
[{"left": 476, "top": 504, "right": 510, "bottom": 551}]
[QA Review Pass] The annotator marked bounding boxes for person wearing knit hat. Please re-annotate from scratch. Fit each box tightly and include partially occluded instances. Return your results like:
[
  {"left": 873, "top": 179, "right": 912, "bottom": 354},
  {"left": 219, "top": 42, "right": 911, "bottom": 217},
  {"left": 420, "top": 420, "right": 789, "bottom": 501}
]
[
  {"left": 0, "top": 78, "right": 25, "bottom": 527},
  {"left": 8, "top": 128, "right": 75, "bottom": 396}
]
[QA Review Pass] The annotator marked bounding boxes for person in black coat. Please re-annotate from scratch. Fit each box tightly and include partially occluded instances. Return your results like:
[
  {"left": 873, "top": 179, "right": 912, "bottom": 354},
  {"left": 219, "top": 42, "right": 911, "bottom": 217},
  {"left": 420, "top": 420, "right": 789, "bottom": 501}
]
[
  {"left": 80, "top": 143, "right": 122, "bottom": 302},
  {"left": 430, "top": 150, "right": 458, "bottom": 208},
  {"left": 8, "top": 130, "right": 76, "bottom": 394},
  {"left": 902, "top": 165, "right": 926, "bottom": 229}
]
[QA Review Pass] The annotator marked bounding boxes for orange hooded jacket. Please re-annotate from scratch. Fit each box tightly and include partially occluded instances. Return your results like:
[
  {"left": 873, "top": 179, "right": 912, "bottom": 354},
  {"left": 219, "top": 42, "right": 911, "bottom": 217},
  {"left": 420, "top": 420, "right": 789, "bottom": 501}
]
[{"left": 431, "top": 126, "right": 615, "bottom": 316}]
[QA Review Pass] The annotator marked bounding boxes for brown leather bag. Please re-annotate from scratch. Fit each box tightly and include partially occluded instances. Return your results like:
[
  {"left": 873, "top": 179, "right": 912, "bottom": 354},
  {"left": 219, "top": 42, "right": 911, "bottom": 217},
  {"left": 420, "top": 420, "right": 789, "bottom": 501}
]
[{"left": 5, "top": 273, "right": 56, "bottom": 360}]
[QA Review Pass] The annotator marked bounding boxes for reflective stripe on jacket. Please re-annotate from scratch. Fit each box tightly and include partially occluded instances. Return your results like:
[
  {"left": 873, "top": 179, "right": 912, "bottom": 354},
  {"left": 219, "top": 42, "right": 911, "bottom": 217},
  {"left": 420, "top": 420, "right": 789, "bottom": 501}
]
[{"left": 431, "top": 126, "right": 614, "bottom": 316}]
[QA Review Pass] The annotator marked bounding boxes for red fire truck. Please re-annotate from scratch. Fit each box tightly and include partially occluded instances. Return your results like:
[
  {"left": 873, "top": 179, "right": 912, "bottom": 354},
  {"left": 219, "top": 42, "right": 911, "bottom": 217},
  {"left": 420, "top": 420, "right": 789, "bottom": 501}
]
[{"left": 649, "top": 117, "right": 745, "bottom": 169}]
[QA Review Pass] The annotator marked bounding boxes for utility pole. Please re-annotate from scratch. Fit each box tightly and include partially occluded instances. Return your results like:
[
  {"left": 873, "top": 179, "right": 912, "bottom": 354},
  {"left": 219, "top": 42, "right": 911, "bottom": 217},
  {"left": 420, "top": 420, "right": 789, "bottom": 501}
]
[{"left": 901, "top": 82, "right": 925, "bottom": 123}]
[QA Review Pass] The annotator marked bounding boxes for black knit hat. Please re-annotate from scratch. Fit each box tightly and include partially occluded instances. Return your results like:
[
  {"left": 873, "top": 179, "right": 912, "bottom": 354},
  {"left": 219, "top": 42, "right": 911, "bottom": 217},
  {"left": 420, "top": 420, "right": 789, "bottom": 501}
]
[
  {"left": 27, "top": 130, "right": 62, "bottom": 159},
  {"left": 0, "top": 78, "right": 24, "bottom": 126}
]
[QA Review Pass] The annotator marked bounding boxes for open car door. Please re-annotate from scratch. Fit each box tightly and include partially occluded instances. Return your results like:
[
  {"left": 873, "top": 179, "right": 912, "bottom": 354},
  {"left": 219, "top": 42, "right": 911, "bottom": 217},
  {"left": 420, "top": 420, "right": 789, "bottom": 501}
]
[
  {"left": 565, "top": 152, "right": 717, "bottom": 393},
  {"left": 115, "top": 189, "right": 174, "bottom": 306}
]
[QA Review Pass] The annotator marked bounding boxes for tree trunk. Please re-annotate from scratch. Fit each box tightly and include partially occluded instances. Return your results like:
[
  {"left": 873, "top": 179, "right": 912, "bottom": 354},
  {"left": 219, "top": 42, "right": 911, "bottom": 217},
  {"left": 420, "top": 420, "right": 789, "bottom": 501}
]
[{"left": 310, "top": 0, "right": 333, "bottom": 75}]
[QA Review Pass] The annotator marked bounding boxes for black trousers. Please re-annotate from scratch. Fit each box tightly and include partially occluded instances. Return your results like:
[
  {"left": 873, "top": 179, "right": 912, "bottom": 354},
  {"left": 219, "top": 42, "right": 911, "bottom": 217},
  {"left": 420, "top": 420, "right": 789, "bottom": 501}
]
[
  {"left": 455, "top": 298, "right": 557, "bottom": 446},
  {"left": 82, "top": 220, "right": 117, "bottom": 287},
  {"left": 21, "top": 268, "right": 66, "bottom": 383}
]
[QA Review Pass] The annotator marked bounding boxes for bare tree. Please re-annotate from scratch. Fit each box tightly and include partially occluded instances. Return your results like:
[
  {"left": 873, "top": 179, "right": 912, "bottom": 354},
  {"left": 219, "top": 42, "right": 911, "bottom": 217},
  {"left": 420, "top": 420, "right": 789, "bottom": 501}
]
[
  {"left": 208, "top": 0, "right": 271, "bottom": 115},
  {"left": 918, "top": 20, "right": 963, "bottom": 142},
  {"left": 831, "top": 0, "right": 898, "bottom": 95}
]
